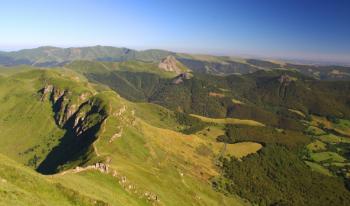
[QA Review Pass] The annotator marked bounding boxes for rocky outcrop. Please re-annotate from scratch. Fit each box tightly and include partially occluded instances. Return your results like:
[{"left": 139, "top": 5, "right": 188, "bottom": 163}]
[
  {"left": 278, "top": 74, "right": 297, "bottom": 85},
  {"left": 109, "top": 127, "right": 123, "bottom": 143},
  {"left": 172, "top": 72, "right": 192, "bottom": 84},
  {"left": 158, "top": 55, "right": 182, "bottom": 74},
  {"left": 70, "top": 165, "right": 160, "bottom": 204},
  {"left": 39, "top": 84, "right": 95, "bottom": 128}
]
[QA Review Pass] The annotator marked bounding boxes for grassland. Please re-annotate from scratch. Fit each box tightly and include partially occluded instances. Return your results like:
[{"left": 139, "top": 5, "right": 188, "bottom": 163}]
[
  {"left": 2, "top": 65, "right": 350, "bottom": 205},
  {"left": 288, "top": 108, "right": 306, "bottom": 118},
  {"left": 319, "top": 133, "right": 350, "bottom": 143},
  {"left": 304, "top": 161, "right": 333, "bottom": 176},
  {"left": 225, "top": 142, "right": 262, "bottom": 159},
  {"left": 310, "top": 152, "right": 346, "bottom": 163},
  {"left": 0, "top": 69, "right": 65, "bottom": 167},
  {"left": 190, "top": 114, "right": 265, "bottom": 127},
  {"left": 0, "top": 154, "right": 126, "bottom": 206},
  {"left": 303, "top": 119, "right": 350, "bottom": 179},
  {"left": 130, "top": 102, "right": 183, "bottom": 131},
  {"left": 305, "top": 125, "right": 327, "bottom": 135},
  {"left": 0, "top": 68, "right": 250, "bottom": 205},
  {"left": 94, "top": 117, "right": 249, "bottom": 206},
  {"left": 306, "top": 140, "right": 327, "bottom": 152},
  {"left": 231, "top": 98, "right": 245, "bottom": 105},
  {"left": 311, "top": 115, "right": 350, "bottom": 137}
]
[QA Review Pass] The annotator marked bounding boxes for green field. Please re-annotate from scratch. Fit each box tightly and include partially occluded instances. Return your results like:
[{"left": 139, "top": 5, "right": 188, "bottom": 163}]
[
  {"left": 310, "top": 152, "right": 346, "bottom": 163},
  {"left": 225, "top": 142, "right": 263, "bottom": 159},
  {"left": 305, "top": 126, "right": 327, "bottom": 136},
  {"left": 318, "top": 133, "right": 350, "bottom": 143},
  {"left": 190, "top": 114, "right": 265, "bottom": 127},
  {"left": 304, "top": 161, "right": 333, "bottom": 176},
  {"left": 306, "top": 140, "right": 327, "bottom": 152}
]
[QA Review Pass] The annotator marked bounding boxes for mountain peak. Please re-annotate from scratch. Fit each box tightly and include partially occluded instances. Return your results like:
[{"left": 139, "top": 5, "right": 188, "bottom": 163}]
[{"left": 158, "top": 55, "right": 183, "bottom": 74}]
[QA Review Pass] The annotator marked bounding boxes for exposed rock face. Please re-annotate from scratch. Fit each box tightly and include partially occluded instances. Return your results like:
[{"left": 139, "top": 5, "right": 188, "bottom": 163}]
[
  {"left": 158, "top": 55, "right": 182, "bottom": 74},
  {"left": 278, "top": 74, "right": 297, "bottom": 85},
  {"left": 172, "top": 72, "right": 192, "bottom": 84},
  {"left": 39, "top": 84, "right": 95, "bottom": 128},
  {"left": 109, "top": 127, "right": 123, "bottom": 143},
  {"left": 39, "top": 84, "right": 108, "bottom": 139},
  {"left": 71, "top": 99, "right": 108, "bottom": 137},
  {"left": 40, "top": 84, "right": 53, "bottom": 101}
]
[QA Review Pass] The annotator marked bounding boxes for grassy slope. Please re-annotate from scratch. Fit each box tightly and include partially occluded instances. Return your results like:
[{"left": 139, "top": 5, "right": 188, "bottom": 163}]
[
  {"left": 0, "top": 67, "right": 248, "bottom": 205},
  {"left": 95, "top": 114, "right": 249, "bottom": 206},
  {"left": 0, "top": 69, "right": 65, "bottom": 167},
  {"left": 0, "top": 153, "right": 148, "bottom": 206}
]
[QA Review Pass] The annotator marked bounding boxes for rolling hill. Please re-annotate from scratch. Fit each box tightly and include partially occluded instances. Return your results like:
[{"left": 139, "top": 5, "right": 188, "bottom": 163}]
[{"left": 0, "top": 56, "right": 350, "bottom": 205}]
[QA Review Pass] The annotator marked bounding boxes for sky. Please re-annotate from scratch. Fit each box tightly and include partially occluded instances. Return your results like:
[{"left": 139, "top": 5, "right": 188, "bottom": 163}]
[{"left": 0, "top": 0, "right": 349, "bottom": 64}]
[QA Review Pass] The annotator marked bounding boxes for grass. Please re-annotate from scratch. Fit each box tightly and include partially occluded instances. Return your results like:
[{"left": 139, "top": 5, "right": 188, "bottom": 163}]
[
  {"left": 130, "top": 102, "right": 182, "bottom": 131},
  {"left": 304, "top": 161, "right": 332, "bottom": 176},
  {"left": 0, "top": 154, "right": 114, "bottom": 206},
  {"left": 318, "top": 133, "right": 350, "bottom": 143},
  {"left": 335, "top": 119, "right": 350, "bottom": 136},
  {"left": 232, "top": 98, "right": 245, "bottom": 105},
  {"left": 288, "top": 109, "right": 306, "bottom": 118},
  {"left": 0, "top": 68, "right": 249, "bottom": 205},
  {"left": 94, "top": 114, "right": 249, "bottom": 206},
  {"left": 0, "top": 70, "right": 65, "bottom": 167},
  {"left": 54, "top": 170, "right": 149, "bottom": 206},
  {"left": 306, "top": 140, "right": 327, "bottom": 152},
  {"left": 225, "top": 142, "right": 263, "bottom": 159},
  {"left": 305, "top": 126, "right": 326, "bottom": 136},
  {"left": 190, "top": 114, "right": 265, "bottom": 127},
  {"left": 311, "top": 115, "right": 350, "bottom": 137},
  {"left": 310, "top": 152, "right": 346, "bottom": 163}
]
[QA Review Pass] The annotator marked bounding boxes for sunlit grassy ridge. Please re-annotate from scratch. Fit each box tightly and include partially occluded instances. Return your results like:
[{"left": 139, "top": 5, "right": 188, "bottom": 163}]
[
  {"left": 0, "top": 154, "right": 115, "bottom": 206},
  {"left": 0, "top": 67, "right": 249, "bottom": 205}
]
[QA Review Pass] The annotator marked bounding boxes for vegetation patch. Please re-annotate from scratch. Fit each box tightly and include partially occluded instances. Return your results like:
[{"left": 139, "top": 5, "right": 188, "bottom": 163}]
[
  {"left": 190, "top": 114, "right": 265, "bottom": 127},
  {"left": 306, "top": 140, "right": 327, "bottom": 152},
  {"left": 231, "top": 98, "right": 245, "bottom": 105},
  {"left": 305, "top": 125, "right": 326, "bottom": 135},
  {"left": 288, "top": 108, "right": 306, "bottom": 118},
  {"left": 213, "top": 145, "right": 350, "bottom": 206},
  {"left": 310, "top": 152, "right": 346, "bottom": 163},
  {"left": 304, "top": 161, "right": 333, "bottom": 176},
  {"left": 319, "top": 133, "right": 350, "bottom": 143},
  {"left": 225, "top": 142, "right": 262, "bottom": 159}
]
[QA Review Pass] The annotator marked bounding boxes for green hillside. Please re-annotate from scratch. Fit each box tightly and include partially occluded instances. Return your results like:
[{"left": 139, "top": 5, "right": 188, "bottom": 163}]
[
  {"left": 0, "top": 63, "right": 350, "bottom": 205},
  {"left": 0, "top": 67, "right": 249, "bottom": 205}
]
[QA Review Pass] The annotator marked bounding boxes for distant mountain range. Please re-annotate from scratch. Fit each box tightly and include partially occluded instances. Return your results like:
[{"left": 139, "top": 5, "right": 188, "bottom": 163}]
[{"left": 1, "top": 46, "right": 350, "bottom": 80}]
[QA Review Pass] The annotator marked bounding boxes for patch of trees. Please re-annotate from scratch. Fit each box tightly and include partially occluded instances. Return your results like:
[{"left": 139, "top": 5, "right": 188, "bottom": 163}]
[
  {"left": 213, "top": 145, "right": 350, "bottom": 206},
  {"left": 217, "top": 125, "right": 310, "bottom": 149},
  {"left": 174, "top": 111, "right": 210, "bottom": 134}
]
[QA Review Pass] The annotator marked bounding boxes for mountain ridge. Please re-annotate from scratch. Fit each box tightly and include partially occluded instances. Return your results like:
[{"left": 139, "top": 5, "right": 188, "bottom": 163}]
[{"left": 1, "top": 45, "right": 350, "bottom": 80}]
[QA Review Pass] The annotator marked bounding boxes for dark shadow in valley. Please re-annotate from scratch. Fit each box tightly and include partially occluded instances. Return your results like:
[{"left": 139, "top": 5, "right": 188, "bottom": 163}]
[{"left": 37, "top": 103, "right": 106, "bottom": 175}]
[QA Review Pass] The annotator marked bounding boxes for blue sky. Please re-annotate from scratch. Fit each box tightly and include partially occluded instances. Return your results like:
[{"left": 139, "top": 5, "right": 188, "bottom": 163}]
[{"left": 0, "top": 0, "right": 349, "bottom": 63}]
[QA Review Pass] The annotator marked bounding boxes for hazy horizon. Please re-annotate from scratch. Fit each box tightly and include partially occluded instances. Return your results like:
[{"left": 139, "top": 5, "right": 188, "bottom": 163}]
[{"left": 1, "top": 44, "right": 349, "bottom": 66}]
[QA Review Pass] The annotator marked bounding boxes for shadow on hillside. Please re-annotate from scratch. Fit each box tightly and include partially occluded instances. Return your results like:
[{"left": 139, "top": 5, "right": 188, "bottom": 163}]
[{"left": 37, "top": 117, "right": 102, "bottom": 175}]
